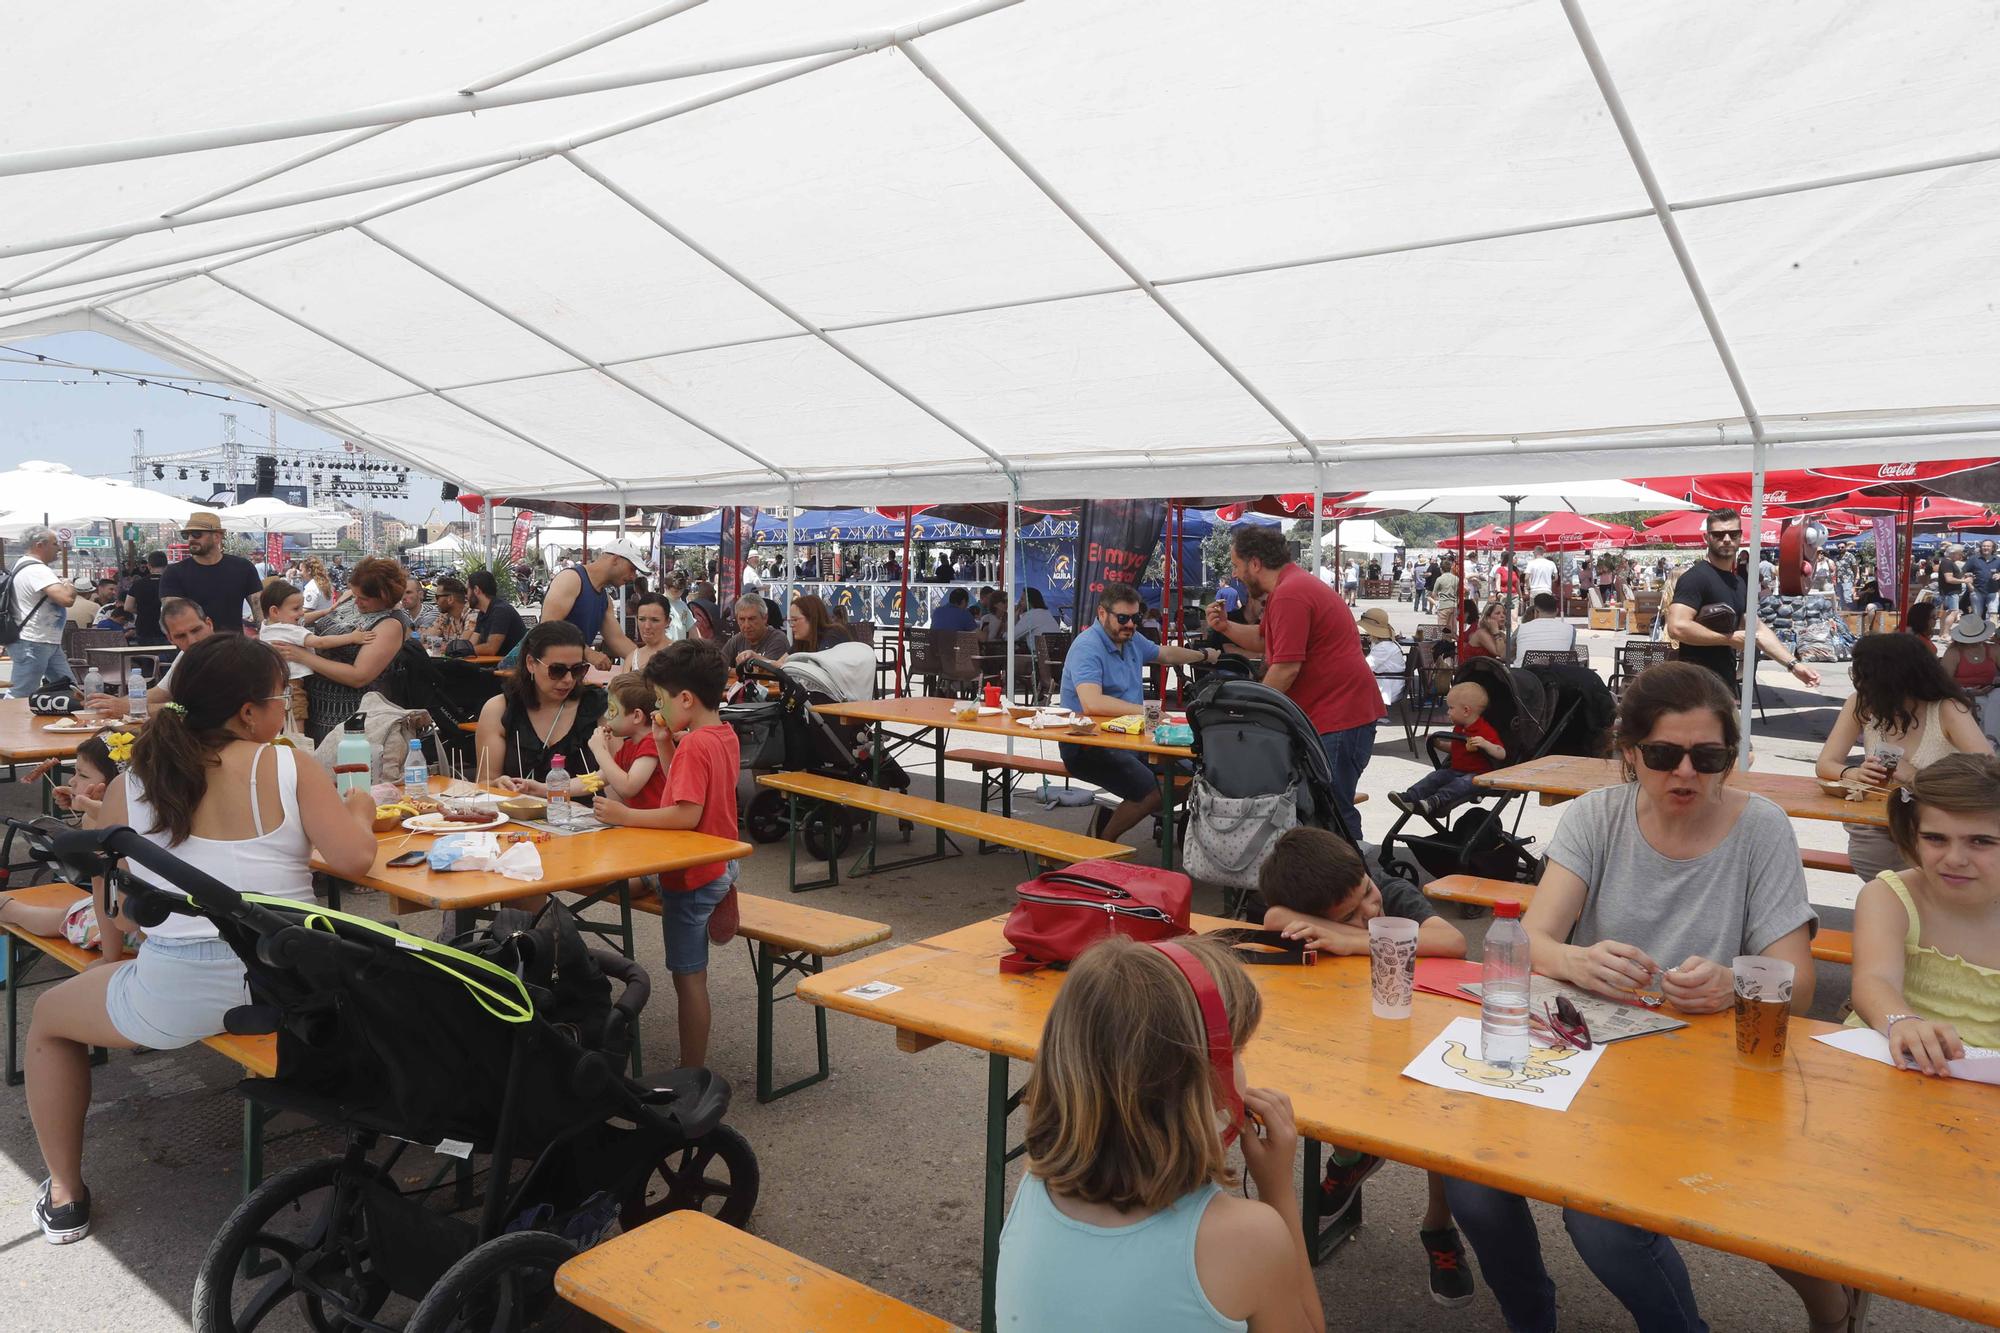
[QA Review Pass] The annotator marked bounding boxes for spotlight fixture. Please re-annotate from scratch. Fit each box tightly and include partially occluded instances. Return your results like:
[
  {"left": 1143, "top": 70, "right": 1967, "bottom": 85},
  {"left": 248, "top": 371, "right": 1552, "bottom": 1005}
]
[
  {"left": 152, "top": 465, "right": 164, "bottom": 480},
  {"left": 178, "top": 468, "right": 188, "bottom": 480},
  {"left": 199, "top": 469, "right": 210, "bottom": 482}
]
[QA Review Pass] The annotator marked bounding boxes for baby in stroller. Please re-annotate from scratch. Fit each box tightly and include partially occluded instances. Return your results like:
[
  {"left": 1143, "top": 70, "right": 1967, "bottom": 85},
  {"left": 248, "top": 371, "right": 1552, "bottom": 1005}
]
[{"left": 1388, "top": 681, "right": 1508, "bottom": 818}]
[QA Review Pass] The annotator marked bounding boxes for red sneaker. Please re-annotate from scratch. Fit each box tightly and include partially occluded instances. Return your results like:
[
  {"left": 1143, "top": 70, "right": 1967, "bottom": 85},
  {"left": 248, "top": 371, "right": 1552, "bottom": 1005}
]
[{"left": 707, "top": 886, "right": 740, "bottom": 946}]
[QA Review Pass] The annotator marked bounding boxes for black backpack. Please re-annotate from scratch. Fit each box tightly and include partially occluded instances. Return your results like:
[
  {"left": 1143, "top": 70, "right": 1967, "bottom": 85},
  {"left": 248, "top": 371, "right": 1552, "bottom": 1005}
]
[{"left": 0, "top": 560, "right": 53, "bottom": 648}]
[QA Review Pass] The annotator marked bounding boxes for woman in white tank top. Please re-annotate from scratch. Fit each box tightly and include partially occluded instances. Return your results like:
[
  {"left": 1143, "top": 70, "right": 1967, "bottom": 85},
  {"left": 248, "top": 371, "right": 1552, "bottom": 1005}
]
[{"left": 22, "top": 634, "right": 378, "bottom": 1245}]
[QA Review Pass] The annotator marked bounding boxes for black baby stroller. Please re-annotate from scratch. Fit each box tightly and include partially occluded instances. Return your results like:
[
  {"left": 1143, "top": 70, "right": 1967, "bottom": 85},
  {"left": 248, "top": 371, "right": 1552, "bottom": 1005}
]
[
  {"left": 1377, "top": 656, "right": 1582, "bottom": 887},
  {"left": 6, "top": 817, "right": 758, "bottom": 1333},
  {"left": 730, "top": 648, "right": 910, "bottom": 860},
  {"left": 1184, "top": 669, "right": 1364, "bottom": 917}
]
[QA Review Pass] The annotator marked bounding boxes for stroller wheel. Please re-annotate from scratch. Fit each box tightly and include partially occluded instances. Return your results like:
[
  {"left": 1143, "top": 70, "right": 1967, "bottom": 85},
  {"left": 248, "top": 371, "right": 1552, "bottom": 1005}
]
[
  {"left": 1379, "top": 857, "right": 1420, "bottom": 887},
  {"left": 802, "top": 808, "right": 858, "bottom": 862},
  {"left": 742, "top": 789, "right": 791, "bottom": 844},
  {"left": 404, "top": 1230, "right": 584, "bottom": 1333},
  {"left": 193, "top": 1155, "right": 393, "bottom": 1333},
  {"left": 619, "top": 1123, "right": 761, "bottom": 1232}
]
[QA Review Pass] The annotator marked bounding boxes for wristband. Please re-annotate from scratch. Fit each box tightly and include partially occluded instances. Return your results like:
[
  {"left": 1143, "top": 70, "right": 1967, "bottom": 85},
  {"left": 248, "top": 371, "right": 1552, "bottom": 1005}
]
[{"left": 1881, "top": 1013, "right": 1922, "bottom": 1038}]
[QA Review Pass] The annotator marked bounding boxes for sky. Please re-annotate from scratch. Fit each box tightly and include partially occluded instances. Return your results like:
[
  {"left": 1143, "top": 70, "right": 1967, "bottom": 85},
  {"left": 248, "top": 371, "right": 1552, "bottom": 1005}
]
[{"left": 1, "top": 330, "right": 450, "bottom": 527}]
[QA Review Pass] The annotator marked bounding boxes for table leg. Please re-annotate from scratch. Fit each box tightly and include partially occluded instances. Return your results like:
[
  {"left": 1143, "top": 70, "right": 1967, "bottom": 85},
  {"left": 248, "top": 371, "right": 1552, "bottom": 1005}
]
[
  {"left": 981, "top": 1052, "right": 1027, "bottom": 1333},
  {"left": 1157, "top": 762, "right": 1179, "bottom": 872},
  {"left": 5, "top": 936, "right": 24, "bottom": 1088},
  {"left": 1300, "top": 1138, "right": 1365, "bottom": 1263}
]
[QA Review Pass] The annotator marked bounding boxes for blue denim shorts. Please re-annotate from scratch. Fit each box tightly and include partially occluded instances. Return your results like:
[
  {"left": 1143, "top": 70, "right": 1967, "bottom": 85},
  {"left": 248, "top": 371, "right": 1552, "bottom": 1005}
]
[
  {"left": 658, "top": 863, "right": 737, "bottom": 976},
  {"left": 1057, "top": 742, "right": 1158, "bottom": 803},
  {"left": 104, "top": 936, "right": 247, "bottom": 1049}
]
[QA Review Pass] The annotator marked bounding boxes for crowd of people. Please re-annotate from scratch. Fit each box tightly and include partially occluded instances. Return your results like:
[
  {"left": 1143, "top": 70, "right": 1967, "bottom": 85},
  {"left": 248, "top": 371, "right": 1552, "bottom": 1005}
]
[{"left": 4, "top": 507, "right": 1996, "bottom": 1333}]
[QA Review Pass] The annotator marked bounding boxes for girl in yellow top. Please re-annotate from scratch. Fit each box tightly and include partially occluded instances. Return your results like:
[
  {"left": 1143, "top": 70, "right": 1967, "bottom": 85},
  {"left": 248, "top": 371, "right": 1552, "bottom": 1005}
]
[{"left": 1850, "top": 752, "right": 2000, "bottom": 1074}]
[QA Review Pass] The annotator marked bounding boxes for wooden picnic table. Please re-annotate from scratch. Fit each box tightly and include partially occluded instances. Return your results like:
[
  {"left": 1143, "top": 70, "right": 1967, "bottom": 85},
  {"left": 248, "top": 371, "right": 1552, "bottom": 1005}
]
[
  {"left": 815, "top": 695, "right": 1194, "bottom": 868},
  {"left": 800, "top": 914, "right": 2000, "bottom": 1332},
  {"left": 1475, "top": 753, "right": 1889, "bottom": 828},
  {"left": 0, "top": 698, "right": 141, "bottom": 764},
  {"left": 309, "top": 778, "right": 749, "bottom": 939}
]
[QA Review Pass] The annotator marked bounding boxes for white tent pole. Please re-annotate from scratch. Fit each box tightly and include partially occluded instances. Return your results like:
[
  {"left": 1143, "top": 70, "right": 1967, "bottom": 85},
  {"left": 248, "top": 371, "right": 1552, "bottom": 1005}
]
[
  {"left": 1005, "top": 482, "right": 1019, "bottom": 714},
  {"left": 565, "top": 153, "right": 1014, "bottom": 478},
  {"left": 3, "top": 0, "right": 713, "bottom": 288},
  {"left": 202, "top": 275, "right": 632, "bottom": 494},
  {"left": 1309, "top": 472, "right": 1324, "bottom": 575},
  {"left": 483, "top": 503, "right": 496, "bottom": 567},
  {"left": 898, "top": 42, "right": 1319, "bottom": 464},
  {"left": 784, "top": 494, "right": 797, "bottom": 617},
  {"left": 0, "top": 0, "right": 1025, "bottom": 180},
  {"left": 356, "top": 227, "right": 795, "bottom": 483},
  {"left": 1742, "top": 445, "right": 1767, "bottom": 753}
]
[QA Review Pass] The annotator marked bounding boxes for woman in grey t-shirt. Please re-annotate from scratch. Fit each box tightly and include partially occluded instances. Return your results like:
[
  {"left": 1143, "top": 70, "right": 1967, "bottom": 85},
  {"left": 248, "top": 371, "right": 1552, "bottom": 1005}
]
[{"left": 1443, "top": 663, "right": 1841, "bottom": 1333}]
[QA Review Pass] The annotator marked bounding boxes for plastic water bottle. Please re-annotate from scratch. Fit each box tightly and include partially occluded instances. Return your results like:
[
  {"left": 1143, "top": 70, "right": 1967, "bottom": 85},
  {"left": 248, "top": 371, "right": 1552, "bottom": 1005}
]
[
  {"left": 82, "top": 665, "right": 103, "bottom": 699},
  {"left": 335, "top": 716, "right": 373, "bottom": 796},
  {"left": 401, "top": 738, "right": 429, "bottom": 802},
  {"left": 125, "top": 667, "right": 149, "bottom": 721},
  {"left": 1480, "top": 900, "right": 1532, "bottom": 1070},
  {"left": 546, "top": 755, "right": 572, "bottom": 828}
]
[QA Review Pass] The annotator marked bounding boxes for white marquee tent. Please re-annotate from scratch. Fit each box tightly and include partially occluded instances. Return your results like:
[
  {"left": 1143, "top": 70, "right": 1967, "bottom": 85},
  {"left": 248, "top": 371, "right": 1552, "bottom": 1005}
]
[{"left": 3, "top": 1, "right": 1998, "bottom": 512}]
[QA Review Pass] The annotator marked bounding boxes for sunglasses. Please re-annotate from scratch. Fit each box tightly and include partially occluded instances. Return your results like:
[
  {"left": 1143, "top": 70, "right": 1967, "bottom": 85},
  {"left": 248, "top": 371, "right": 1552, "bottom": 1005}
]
[
  {"left": 1706, "top": 529, "right": 1742, "bottom": 542},
  {"left": 1635, "top": 741, "right": 1736, "bottom": 774},
  {"left": 1531, "top": 995, "right": 1592, "bottom": 1051},
  {"left": 535, "top": 660, "right": 590, "bottom": 680},
  {"left": 1107, "top": 611, "right": 1140, "bottom": 626}
]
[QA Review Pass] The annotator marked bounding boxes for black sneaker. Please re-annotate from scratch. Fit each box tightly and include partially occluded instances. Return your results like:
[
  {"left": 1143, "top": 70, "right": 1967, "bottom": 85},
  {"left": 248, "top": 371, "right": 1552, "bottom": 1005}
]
[
  {"left": 33, "top": 1179, "right": 89, "bottom": 1245},
  {"left": 1317, "top": 1152, "right": 1383, "bottom": 1225},
  {"left": 1421, "top": 1225, "right": 1476, "bottom": 1307},
  {"left": 1388, "top": 792, "right": 1415, "bottom": 815}
]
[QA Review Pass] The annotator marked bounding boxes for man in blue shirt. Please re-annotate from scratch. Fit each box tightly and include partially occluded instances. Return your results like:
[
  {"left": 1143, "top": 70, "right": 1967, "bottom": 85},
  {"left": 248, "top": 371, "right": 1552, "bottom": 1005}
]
[
  {"left": 929, "top": 587, "right": 979, "bottom": 632},
  {"left": 1965, "top": 538, "right": 2000, "bottom": 620},
  {"left": 1059, "top": 581, "right": 1218, "bottom": 840}
]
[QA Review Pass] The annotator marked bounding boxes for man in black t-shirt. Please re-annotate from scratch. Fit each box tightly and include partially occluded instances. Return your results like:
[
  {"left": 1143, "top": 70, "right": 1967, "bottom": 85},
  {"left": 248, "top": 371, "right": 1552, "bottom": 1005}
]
[
  {"left": 1937, "top": 544, "right": 1968, "bottom": 636},
  {"left": 1667, "top": 508, "right": 1822, "bottom": 690},
  {"left": 467, "top": 570, "right": 527, "bottom": 657},
  {"left": 159, "top": 511, "right": 262, "bottom": 633}
]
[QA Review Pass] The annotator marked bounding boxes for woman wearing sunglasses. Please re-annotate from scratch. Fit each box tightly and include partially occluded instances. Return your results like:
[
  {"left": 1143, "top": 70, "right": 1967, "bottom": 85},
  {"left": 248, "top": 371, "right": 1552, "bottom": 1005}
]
[
  {"left": 1444, "top": 663, "right": 1840, "bottom": 1333},
  {"left": 479, "top": 620, "right": 608, "bottom": 794}
]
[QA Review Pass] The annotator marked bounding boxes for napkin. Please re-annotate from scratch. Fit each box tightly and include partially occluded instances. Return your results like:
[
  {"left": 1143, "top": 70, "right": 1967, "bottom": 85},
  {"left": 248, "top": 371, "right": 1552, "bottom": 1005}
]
[{"left": 494, "top": 840, "right": 544, "bottom": 882}]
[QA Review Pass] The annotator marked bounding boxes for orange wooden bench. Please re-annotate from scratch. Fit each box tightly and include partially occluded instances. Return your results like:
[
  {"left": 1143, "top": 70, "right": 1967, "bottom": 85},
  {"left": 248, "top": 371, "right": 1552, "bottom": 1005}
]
[
  {"left": 556, "top": 1209, "right": 963, "bottom": 1332},
  {"left": 626, "top": 889, "right": 887, "bottom": 1102},
  {"left": 1423, "top": 876, "right": 1858, "bottom": 966},
  {"left": 1800, "top": 848, "right": 1854, "bottom": 874},
  {"left": 3, "top": 881, "right": 279, "bottom": 1192}
]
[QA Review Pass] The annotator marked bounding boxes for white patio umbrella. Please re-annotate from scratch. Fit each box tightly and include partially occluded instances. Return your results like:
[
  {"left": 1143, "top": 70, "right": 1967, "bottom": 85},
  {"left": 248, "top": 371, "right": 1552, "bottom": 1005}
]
[
  {"left": 210, "top": 495, "right": 351, "bottom": 534},
  {"left": 1348, "top": 479, "right": 1697, "bottom": 643},
  {"left": 0, "top": 460, "right": 197, "bottom": 527}
]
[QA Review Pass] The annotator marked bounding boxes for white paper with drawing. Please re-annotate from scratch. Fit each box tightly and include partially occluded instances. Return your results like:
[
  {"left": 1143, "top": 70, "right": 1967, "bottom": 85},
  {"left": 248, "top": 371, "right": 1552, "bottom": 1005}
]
[
  {"left": 1812, "top": 1027, "right": 2000, "bottom": 1084},
  {"left": 1401, "top": 1016, "right": 1606, "bottom": 1112}
]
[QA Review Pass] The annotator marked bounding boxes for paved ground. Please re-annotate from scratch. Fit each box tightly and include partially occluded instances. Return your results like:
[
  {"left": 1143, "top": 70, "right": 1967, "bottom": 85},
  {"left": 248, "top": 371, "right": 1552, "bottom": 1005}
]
[{"left": 0, "top": 600, "right": 1981, "bottom": 1330}]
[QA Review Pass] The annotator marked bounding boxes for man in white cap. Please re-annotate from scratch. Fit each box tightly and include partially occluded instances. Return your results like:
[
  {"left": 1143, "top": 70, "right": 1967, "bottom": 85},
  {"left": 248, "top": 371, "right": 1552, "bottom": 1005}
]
[
  {"left": 6, "top": 527, "right": 82, "bottom": 697},
  {"left": 539, "top": 539, "right": 651, "bottom": 670}
]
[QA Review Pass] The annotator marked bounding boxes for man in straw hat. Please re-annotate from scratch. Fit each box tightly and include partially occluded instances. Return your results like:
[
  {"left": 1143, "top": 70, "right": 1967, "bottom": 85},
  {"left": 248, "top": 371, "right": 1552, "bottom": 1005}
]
[{"left": 160, "top": 510, "right": 262, "bottom": 634}]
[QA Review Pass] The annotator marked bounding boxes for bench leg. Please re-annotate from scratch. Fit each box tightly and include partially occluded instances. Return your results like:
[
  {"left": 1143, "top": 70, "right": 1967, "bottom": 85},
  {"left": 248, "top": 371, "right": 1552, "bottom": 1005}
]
[
  {"left": 750, "top": 939, "right": 831, "bottom": 1103},
  {"left": 981, "top": 1053, "right": 1027, "bottom": 1333},
  {"left": 785, "top": 793, "right": 842, "bottom": 894},
  {"left": 6, "top": 935, "right": 24, "bottom": 1088},
  {"left": 1299, "top": 1138, "right": 1365, "bottom": 1263}
]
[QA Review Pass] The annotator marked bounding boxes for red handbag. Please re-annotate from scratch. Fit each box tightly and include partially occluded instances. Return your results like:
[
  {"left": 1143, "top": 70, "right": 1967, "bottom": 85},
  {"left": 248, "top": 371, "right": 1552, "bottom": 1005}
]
[{"left": 999, "top": 860, "right": 1193, "bottom": 974}]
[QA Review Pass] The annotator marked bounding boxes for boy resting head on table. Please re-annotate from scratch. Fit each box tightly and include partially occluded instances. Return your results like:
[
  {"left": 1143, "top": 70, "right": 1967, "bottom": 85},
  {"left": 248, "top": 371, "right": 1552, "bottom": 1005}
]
[{"left": 1257, "top": 826, "right": 1476, "bottom": 1308}]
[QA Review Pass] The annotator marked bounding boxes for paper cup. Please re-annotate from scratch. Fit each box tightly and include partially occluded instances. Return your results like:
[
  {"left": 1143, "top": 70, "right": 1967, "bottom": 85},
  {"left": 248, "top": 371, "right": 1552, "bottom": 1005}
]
[
  {"left": 1368, "top": 917, "right": 1421, "bottom": 1019},
  {"left": 1731, "top": 955, "right": 1794, "bottom": 1070}
]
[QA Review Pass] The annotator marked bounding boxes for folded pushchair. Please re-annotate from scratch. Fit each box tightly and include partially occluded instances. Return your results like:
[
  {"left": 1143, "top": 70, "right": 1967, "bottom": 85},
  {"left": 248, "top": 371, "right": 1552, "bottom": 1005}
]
[
  {"left": 6, "top": 817, "right": 758, "bottom": 1333},
  {"left": 1377, "top": 656, "right": 1593, "bottom": 887},
  {"left": 729, "top": 643, "right": 910, "bottom": 859}
]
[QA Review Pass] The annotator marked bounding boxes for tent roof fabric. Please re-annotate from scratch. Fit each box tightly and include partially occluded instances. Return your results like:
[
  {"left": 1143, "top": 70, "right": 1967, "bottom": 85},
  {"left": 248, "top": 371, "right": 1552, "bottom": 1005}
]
[{"left": 6, "top": 3, "right": 2000, "bottom": 505}]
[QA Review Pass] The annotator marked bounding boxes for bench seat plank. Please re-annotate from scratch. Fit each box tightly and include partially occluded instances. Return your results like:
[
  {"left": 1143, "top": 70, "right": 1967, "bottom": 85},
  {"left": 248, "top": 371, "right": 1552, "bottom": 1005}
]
[
  {"left": 629, "top": 892, "right": 889, "bottom": 957},
  {"left": 556, "top": 1210, "right": 963, "bottom": 1332},
  {"left": 756, "top": 772, "right": 1132, "bottom": 864}
]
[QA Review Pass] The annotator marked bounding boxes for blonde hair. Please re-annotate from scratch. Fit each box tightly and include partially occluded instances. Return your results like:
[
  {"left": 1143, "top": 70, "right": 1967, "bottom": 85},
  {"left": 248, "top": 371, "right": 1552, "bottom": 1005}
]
[
  {"left": 1887, "top": 752, "right": 2000, "bottom": 862},
  {"left": 1022, "top": 935, "right": 1260, "bottom": 1213},
  {"left": 1446, "top": 681, "right": 1489, "bottom": 711}
]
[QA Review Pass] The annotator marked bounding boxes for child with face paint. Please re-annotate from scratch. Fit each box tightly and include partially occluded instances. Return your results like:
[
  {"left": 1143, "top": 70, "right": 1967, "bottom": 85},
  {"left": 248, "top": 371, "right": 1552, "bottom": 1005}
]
[{"left": 586, "top": 673, "right": 670, "bottom": 810}]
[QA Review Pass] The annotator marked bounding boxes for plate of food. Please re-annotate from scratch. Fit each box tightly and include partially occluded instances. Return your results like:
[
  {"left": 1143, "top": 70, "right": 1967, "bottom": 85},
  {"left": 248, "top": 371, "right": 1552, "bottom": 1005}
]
[
  {"left": 402, "top": 810, "right": 510, "bottom": 834},
  {"left": 42, "top": 718, "right": 114, "bottom": 733}
]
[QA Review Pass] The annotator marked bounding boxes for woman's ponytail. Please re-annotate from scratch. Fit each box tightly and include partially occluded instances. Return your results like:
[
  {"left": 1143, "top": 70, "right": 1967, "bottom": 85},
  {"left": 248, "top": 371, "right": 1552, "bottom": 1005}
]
[{"left": 126, "top": 636, "right": 286, "bottom": 844}]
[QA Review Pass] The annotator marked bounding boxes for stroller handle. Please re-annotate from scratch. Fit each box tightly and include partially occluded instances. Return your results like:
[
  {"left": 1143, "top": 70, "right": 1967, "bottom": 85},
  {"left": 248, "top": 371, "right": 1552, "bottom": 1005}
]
[
  {"left": 26, "top": 821, "right": 300, "bottom": 943},
  {"left": 734, "top": 656, "right": 786, "bottom": 687}
]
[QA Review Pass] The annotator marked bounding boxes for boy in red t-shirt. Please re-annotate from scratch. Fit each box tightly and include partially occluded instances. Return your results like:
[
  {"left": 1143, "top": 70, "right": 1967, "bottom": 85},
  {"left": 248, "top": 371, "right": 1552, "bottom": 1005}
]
[
  {"left": 1389, "top": 681, "right": 1507, "bottom": 818},
  {"left": 587, "top": 673, "right": 669, "bottom": 810},
  {"left": 594, "top": 640, "right": 740, "bottom": 1070}
]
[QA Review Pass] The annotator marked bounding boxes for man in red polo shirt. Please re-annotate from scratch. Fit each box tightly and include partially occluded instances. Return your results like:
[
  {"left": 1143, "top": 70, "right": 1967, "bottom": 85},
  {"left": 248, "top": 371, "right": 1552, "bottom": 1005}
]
[{"left": 1206, "top": 525, "right": 1385, "bottom": 838}]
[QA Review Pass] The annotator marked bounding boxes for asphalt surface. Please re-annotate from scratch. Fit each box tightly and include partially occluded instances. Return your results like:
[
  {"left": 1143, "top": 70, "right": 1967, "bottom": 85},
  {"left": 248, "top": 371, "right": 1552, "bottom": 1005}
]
[{"left": 0, "top": 600, "right": 1983, "bottom": 1331}]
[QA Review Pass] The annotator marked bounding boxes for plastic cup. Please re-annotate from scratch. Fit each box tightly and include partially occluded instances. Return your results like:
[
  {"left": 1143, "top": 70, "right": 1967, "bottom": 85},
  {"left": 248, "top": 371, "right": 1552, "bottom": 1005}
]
[
  {"left": 1732, "top": 956, "right": 1794, "bottom": 1070},
  {"left": 1143, "top": 700, "right": 1163, "bottom": 730},
  {"left": 1368, "top": 917, "right": 1421, "bottom": 1019}
]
